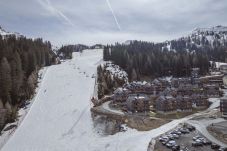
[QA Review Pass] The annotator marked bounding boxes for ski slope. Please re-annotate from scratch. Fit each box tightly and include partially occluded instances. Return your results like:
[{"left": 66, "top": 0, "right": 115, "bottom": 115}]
[{"left": 1, "top": 49, "right": 211, "bottom": 151}]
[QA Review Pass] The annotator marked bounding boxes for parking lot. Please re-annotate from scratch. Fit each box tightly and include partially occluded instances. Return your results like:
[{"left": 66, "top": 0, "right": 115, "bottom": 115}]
[{"left": 154, "top": 123, "right": 227, "bottom": 151}]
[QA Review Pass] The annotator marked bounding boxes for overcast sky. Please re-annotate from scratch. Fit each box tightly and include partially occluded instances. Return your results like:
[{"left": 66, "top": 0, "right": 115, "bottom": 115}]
[{"left": 0, "top": 0, "right": 227, "bottom": 46}]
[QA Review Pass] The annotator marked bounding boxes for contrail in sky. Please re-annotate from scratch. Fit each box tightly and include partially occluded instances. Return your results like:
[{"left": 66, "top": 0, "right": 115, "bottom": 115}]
[
  {"left": 105, "top": 0, "right": 121, "bottom": 30},
  {"left": 38, "top": 0, "right": 75, "bottom": 26}
]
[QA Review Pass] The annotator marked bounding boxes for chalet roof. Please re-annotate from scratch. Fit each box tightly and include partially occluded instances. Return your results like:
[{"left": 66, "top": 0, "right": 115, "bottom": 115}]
[
  {"left": 158, "top": 95, "right": 174, "bottom": 101},
  {"left": 127, "top": 94, "right": 149, "bottom": 102},
  {"left": 176, "top": 95, "right": 190, "bottom": 101},
  {"left": 114, "top": 88, "right": 123, "bottom": 94},
  {"left": 152, "top": 79, "right": 160, "bottom": 84}
]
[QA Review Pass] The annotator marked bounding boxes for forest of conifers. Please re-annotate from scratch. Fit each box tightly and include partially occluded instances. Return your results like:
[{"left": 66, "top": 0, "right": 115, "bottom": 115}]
[
  {"left": 0, "top": 35, "right": 55, "bottom": 119},
  {"left": 103, "top": 40, "right": 226, "bottom": 81}
]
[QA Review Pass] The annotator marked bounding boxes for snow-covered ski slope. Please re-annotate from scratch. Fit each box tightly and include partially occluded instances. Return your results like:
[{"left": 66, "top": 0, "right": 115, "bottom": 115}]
[{"left": 2, "top": 49, "right": 199, "bottom": 151}]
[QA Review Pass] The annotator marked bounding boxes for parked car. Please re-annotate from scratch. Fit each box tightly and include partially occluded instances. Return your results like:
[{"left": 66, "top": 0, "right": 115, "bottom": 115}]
[
  {"left": 167, "top": 134, "right": 175, "bottom": 140},
  {"left": 211, "top": 143, "right": 220, "bottom": 149},
  {"left": 192, "top": 141, "right": 203, "bottom": 147},
  {"left": 166, "top": 140, "right": 176, "bottom": 148},
  {"left": 180, "top": 128, "right": 190, "bottom": 134},
  {"left": 218, "top": 147, "right": 227, "bottom": 151},
  {"left": 159, "top": 136, "right": 169, "bottom": 142},
  {"left": 175, "top": 131, "right": 182, "bottom": 135},
  {"left": 202, "top": 140, "right": 212, "bottom": 145},
  {"left": 192, "top": 135, "right": 203, "bottom": 141},
  {"left": 172, "top": 145, "right": 180, "bottom": 151},
  {"left": 172, "top": 134, "right": 179, "bottom": 139},
  {"left": 187, "top": 126, "right": 196, "bottom": 131},
  {"left": 171, "top": 130, "right": 182, "bottom": 136}
]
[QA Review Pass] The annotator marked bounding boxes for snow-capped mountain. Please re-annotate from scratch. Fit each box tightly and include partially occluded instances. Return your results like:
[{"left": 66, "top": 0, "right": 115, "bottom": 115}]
[
  {"left": 162, "top": 25, "right": 227, "bottom": 51},
  {"left": 190, "top": 25, "right": 227, "bottom": 47},
  {"left": 0, "top": 26, "right": 21, "bottom": 38}
]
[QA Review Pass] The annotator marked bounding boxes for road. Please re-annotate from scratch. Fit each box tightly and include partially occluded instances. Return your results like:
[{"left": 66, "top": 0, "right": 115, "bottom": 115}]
[{"left": 187, "top": 119, "right": 227, "bottom": 147}]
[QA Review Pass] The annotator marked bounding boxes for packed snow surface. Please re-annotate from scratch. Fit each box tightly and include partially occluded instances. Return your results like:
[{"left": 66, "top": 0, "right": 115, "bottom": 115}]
[{"left": 2, "top": 49, "right": 221, "bottom": 151}]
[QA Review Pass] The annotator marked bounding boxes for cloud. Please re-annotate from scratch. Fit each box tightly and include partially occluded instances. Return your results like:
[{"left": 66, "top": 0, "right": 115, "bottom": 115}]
[{"left": 0, "top": 0, "right": 227, "bottom": 46}]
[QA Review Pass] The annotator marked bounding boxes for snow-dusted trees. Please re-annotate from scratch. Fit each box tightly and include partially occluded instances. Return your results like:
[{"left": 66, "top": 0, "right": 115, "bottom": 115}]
[{"left": 97, "top": 64, "right": 127, "bottom": 99}]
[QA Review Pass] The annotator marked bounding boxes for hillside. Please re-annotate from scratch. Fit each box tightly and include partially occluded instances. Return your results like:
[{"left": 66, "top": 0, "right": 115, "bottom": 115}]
[{"left": 163, "top": 25, "right": 227, "bottom": 52}]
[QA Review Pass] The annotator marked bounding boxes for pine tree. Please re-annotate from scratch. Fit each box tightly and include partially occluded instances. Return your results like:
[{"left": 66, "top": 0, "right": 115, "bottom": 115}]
[
  {"left": 10, "top": 51, "right": 23, "bottom": 105},
  {"left": 0, "top": 57, "right": 12, "bottom": 104}
]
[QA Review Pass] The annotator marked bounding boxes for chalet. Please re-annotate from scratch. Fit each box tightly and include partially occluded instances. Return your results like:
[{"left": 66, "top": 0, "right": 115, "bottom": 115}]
[
  {"left": 123, "top": 81, "right": 146, "bottom": 93},
  {"left": 171, "top": 78, "right": 191, "bottom": 88},
  {"left": 220, "top": 97, "right": 227, "bottom": 118},
  {"left": 191, "top": 68, "right": 200, "bottom": 84},
  {"left": 220, "top": 64, "right": 227, "bottom": 74},
  {"left": 143, "top": 82, "right": 154, "bottom": 93},
  {"left": 152, "top": 79, "right": 166, "bottom": 90},
  {"left": 191, "top": 94, "right": 209, "bottom": 108},
  {"left": 155, "top": 95, "right": 177, "bottom": 114},
  {"left": 113, "top": 88, "right": 131, "bottom": 103},
  {"left": 161, "top": 87, "right": 177, "bottom": 97},
  {"left": 177, "top": 83, "right": 195, "bottom": 96},
  {"left": 176, "top": 95, "right": 192, "bottom": 112},
  {"left": 203, "top": 84, "right": 220, "bottom": 97},
  {"left": 158, "top": 78, "right": 170, "bottom": 88},
  {"left": 123, "top": 81, "right": 155, "bottom": 94},
  {"left": 126, "top": 94, "right": 150, "bottom": 113}
]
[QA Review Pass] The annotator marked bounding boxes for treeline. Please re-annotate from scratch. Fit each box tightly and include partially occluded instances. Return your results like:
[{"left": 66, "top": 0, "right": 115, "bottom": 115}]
[
  {"left": 0, "top": 35, "right": 55, "bottom": 120},
  {"left": 103, "top": 41, "right": 214, "bottom": 81},
  {"left": 167, "top": 38, "right": 227, "bottom": 62},
  {"left": 57, "top": 44, "right": 89, "bottom": 59}
]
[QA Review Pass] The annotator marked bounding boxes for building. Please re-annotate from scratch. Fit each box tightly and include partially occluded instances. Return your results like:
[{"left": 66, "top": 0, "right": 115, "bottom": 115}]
[
  {"left": 203, "top": 84, "right": 220, "bottom": 97},
  {"left": 176, "top": 96, "right": 192, "bottom": 112},
  {"left": 126, "top": 94, "right": 150, "bottom": 113},
  {"left": 171, "top": 78, "right": 191, "bottom": 88},
  {"left": 220, "top": 64, "right": 227, "bottom": 74},
  {"left": 191, "top": 68, "right": 200, "bottom": 84},
  {"left": 177, "top": 83, "right": 196, "bottom": 96},
  {"left": 155, "top": 95, "right": 177, "bottom": 114},
  {"left": 220, "top": 97, "right": 227, "bottom": 118},
  {"left": 191, "top": 94, "right": 209, "bottom": 108},
  {"left": 113, "top": 88, "right": 131, "bottom": 103}
]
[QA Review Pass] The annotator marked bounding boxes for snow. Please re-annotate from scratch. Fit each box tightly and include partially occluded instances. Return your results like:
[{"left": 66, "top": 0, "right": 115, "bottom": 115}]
[
  {"left": 215, "top": 62, "right": 227, "bottom": 69},
  {"left": 193, "top": 26, "right": 227, "bottom": 33},
  {"left": 0, "top": 26, "right": 21, "bottom": 38},
  {"left": 105, "top": 62, "right": 128, "bottom": 82},
  {"left": 2, "top": 49, "right": 224, "bottom": 151}
]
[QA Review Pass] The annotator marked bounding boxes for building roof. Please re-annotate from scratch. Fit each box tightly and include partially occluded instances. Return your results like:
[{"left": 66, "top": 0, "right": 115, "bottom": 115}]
[{"left": 127, "top": 94, "right": 149, "bottom": 102}]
